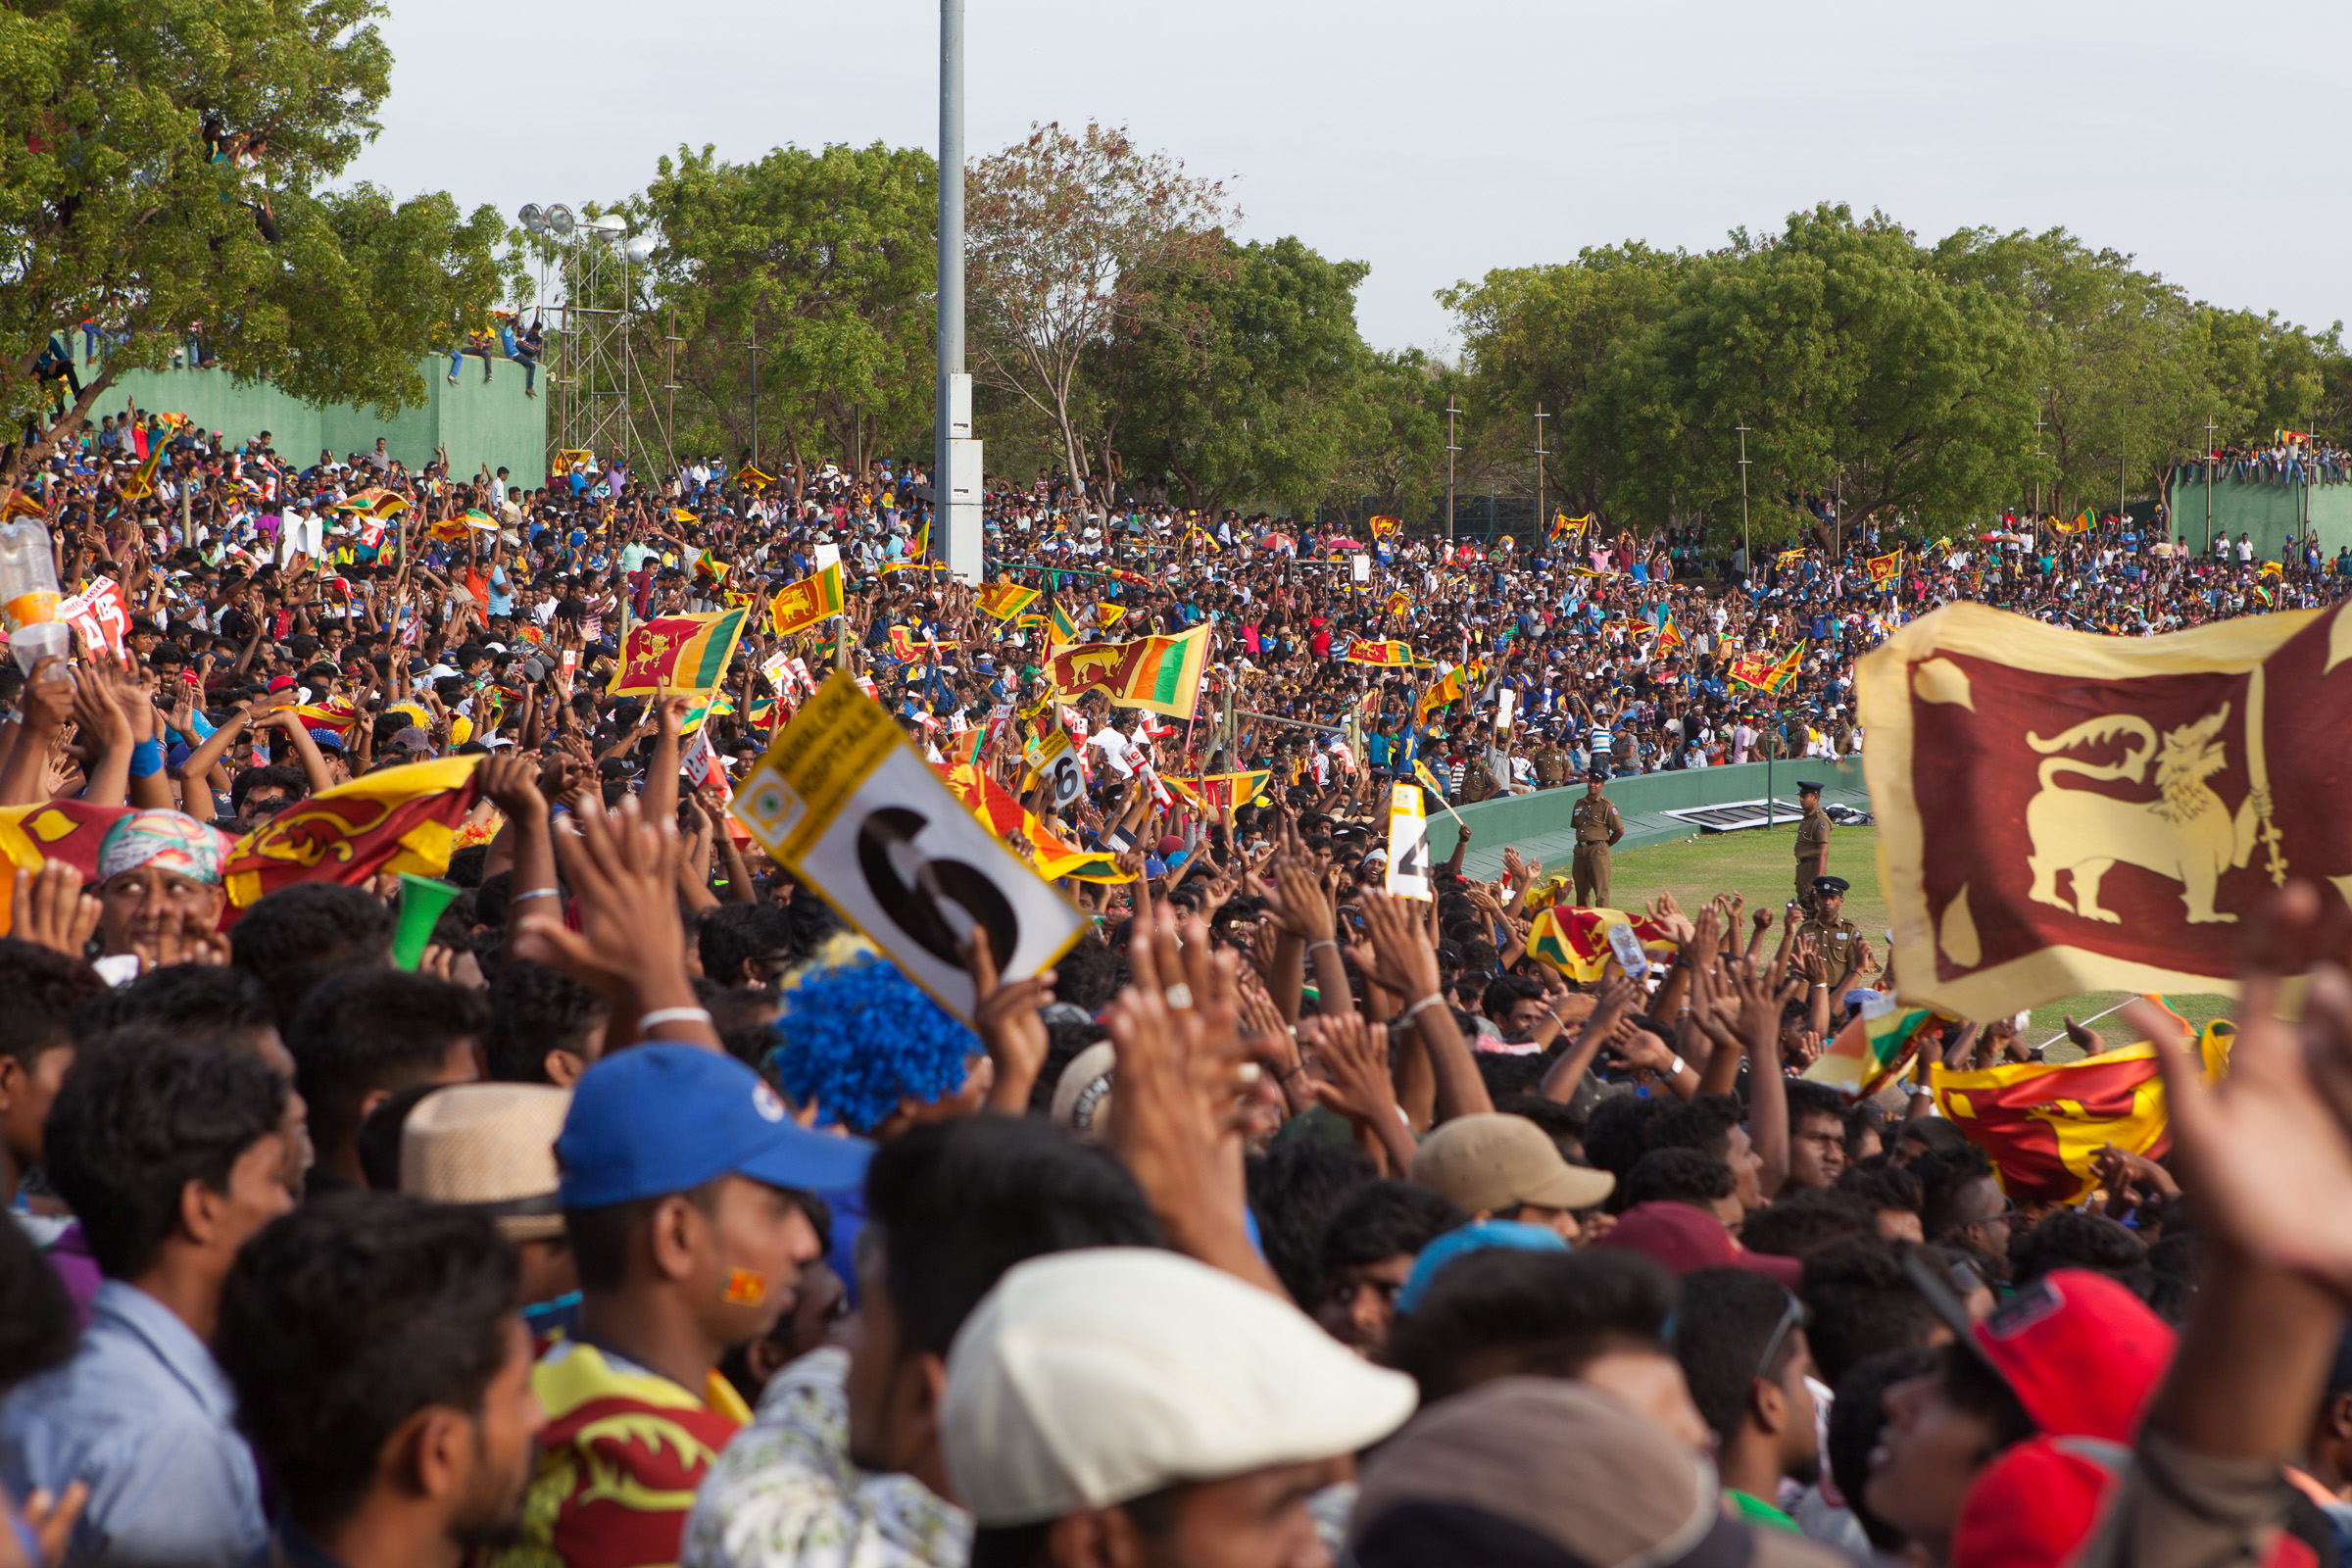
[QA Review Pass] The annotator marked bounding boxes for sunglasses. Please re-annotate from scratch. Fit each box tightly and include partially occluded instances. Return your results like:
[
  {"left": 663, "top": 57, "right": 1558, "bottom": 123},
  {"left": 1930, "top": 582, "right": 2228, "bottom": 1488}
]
[{"left": 1753, "top": 1291, "right": 1811, "bottom": 1386}]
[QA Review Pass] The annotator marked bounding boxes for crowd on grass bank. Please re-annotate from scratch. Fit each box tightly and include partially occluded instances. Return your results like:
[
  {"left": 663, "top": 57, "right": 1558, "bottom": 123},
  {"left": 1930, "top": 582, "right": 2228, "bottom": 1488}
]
[{"left": 0, "top": 419, "right": 2349, "bottom": 1568}]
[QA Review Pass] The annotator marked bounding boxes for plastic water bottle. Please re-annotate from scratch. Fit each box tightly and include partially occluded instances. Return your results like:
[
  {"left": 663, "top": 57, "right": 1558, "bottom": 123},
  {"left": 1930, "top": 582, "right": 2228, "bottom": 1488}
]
[{"left": 0, "top": 517, "right": 69, "bottom": 673}]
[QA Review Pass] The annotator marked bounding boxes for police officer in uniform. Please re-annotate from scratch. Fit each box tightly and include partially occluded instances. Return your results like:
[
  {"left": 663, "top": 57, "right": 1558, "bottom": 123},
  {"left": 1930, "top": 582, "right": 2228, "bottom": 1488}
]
[
  {"left": 1792, "top": 779, "right": 1831, "bottom": 909},
  {"left": 1572, "top": 767, "right": 1624, "bottom": 906},
  {"left": 1797, "top": 874, "right": 1875, "bottom": 978}
]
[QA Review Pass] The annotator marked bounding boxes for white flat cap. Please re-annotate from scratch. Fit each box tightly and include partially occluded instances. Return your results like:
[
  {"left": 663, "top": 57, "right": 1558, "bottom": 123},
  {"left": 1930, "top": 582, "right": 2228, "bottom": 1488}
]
[{"left": 943, "top": 1248, "right": 1418, "bottom": 1526}]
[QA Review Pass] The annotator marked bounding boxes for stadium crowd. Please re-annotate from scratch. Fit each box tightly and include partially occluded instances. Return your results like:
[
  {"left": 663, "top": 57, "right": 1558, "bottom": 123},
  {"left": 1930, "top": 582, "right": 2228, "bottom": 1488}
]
[{"left": 0, "top": 413, "right": 2349, "bottom": 1568}]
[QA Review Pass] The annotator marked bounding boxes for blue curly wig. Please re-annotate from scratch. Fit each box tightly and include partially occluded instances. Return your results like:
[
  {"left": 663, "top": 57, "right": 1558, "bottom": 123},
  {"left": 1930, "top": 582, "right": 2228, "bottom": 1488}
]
[{"left": 770, "top": 936, "right": 979, "bottom": 1134}]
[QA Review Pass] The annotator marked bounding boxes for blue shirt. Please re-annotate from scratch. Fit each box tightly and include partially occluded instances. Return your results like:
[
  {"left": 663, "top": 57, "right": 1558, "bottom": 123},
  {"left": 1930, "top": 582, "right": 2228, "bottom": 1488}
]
[{"left": 0, "top": 1279, "right": 266, "bottom": 1568}]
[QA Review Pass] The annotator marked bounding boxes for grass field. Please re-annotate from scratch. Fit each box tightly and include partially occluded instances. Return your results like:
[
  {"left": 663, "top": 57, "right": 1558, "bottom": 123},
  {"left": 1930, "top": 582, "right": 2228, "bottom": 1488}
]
[{"left": 1600, "top": 824, "right": 2233, "bottom": 1050}]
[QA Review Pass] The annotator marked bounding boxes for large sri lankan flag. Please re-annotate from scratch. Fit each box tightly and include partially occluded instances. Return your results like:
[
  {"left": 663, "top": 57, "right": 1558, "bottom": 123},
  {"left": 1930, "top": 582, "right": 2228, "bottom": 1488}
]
[
  {"left": 1858, "top": 601, "right": 2352, "bottom": 1019},
  {"left": 0, "top": 801, "right": 130, "bottom": 936},
  {"left": 1524, "top": 906, "right": 1680, "bottom": 983},
  {"left": 222, "top": 756, "right": 482, "bottom": 910},
  {"left": 1047, "top": 624, "right": 1209, "bottom": 718},
  {"left": 1930, "top": 1020, "right": 2234, "bottom": 1202},
  {"left": 609, "top": 608, "right": 750, "bottom": 696}
]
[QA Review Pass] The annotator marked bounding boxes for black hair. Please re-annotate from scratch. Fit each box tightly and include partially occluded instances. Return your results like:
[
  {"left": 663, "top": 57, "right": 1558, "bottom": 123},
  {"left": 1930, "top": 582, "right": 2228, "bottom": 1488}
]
[
  {"left": 1382, "top": 1248, "right": 1677, "bottom": 1405},
  {"left": 1583, "top": 1093, "right": 1667, "bottom": 1179},
  {"left": 1479, "top": 972, "right": 1544, "bottom": 1024},
  {"left": 0, "top": 1206, "right": 76, "bottom": 1389},
  {"left": 1913, "top": 1146, "right": 2000, "bottom": 1242},
  {"left": 864, "top": 1116, "right": 1160, "bottom": 1358},
  {"left": 1740, "top": 1189, "right": 1873, "bottom": 1259},
  {"left": 444, "top": 844, "right": 489, "bottom": 890},
  {"left": 1318, "top": 1180, "right": 1466, "bottom": 1281},
  {"left": 1246, "top": 1139, "right": 1378, "bottom": 1310},
  {"left": 217, "top": 1194, "right": 519, "bottom": 1534},
  {"left": 1784, "top": 1078, "right": 1846, "bottom": 1133},
  {"left": 2009, "top": 1209, "right": 2147, "bottom": 1285},
  {"left": 1617, "top": 1148, "right": 1734, "bottom": 1211},
  {"left": 229, "top": 762, "right": 309, "bottom": 819},
  {"left": 287, "top": 970, "right": 488, "bottom": 1160},
  {"left": 1645, "top": 1094, "right": 1744, "bottom": 1163},
  {"left": 354, "top": 1082, "right": 450, "bottom": 1194},
  {"left": 42, "top": 1030, "right": 289, "bottom": 1280},
  {"left": 1473, "top": 1050, "right": 1549, "bottom": 1104},
  {"left": 1049, "top": 934, "right": 1119, "bottom": 1013},
  {"left": 1897, "top": 1117, "right": 1968, "bottom": 1156},
  {"left": 0, "top": 939, "right": 104, "bottom": 1069},
  {"left": 229, "top": 881, "right": 396, "bottom": 1027},
  {"left": 1829, "top": 1348, "right": 1939, "bottom": 1552},
  {"left": 1798, "top": 1235, "right": 1951, "bottom": 1386},
  {"left": 564, "top": 1180, "right": 718, "bottom": 1294},
  {"left": 1675, "top": 1267, "right": 1809, "bottom": 1449},
  {"left": 698, "top": 904, "right": 795, "bottom": 987},
  {"left": 74, "top": 962, "right": 274, "bottom": 1045},
  {"left": 1836, "top": 1160, "right": 1923, "bottom": 1218},
  {"left": 484, "top": 960, "right": 608, "bottom": 1084},
  {"left": 1494, "top": 1093, "right": 1589, "bottom": 1147}
]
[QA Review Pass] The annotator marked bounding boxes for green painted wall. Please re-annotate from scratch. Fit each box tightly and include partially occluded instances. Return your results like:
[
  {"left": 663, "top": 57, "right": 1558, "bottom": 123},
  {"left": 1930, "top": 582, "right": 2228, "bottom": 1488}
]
[
  {"left": 1431, "top": 756, "right": 1872, "bottom": 880},
  {"left": 2164, "top": 473, "right": 2352, "bottom": 561},
  {"left": 75, "top": 344, "right": 547, "bottom": 488}
]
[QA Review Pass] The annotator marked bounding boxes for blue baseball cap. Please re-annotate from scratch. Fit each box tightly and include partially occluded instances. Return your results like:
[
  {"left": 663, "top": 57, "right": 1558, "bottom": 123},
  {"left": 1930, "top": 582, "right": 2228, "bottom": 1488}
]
[
  {"left": 556, "top": 1045, "right": 873, "bottom": 1208},
  {"left": 1395, "top": 1220, "right": 1570, "bottom": 1315}
]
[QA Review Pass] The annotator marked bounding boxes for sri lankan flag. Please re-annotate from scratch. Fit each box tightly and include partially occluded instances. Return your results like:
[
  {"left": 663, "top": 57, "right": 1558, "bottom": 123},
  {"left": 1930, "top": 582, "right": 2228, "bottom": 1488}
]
[
  {"left": 118, "top": 444, "right": 166, "bottom": 502},
  {"left": 936, "top": 761, "right": 1026, "bottom": 838},
  {"left": 1931, "top": 1026, "right": 2233, "bottom": 1202},
  {"left": 1415, "top": 660, "right": 1487, "bottom": 720},
  {"left": 1370, "top": 514, "right": 1402, "bottom": 538},
  {"left": 1549, "top": 512, "right": 1589, "bottom": 541},
  {"left": 1347, "top": 639, "right": 1412, "bottom": 666},
  {"left": 222, "top": 756, "right": 482, "bottom": 911},
  {"left": 1047, "top": 625, "right": 1209, "bottom": 717},
  {"left": 1386, "top": 589, "right": 1411, "bottom": 620},
  {"left": 609, "top": 608, "right": 750, "bottom": 696},
  {"left": 1654, "top": 618, "right": 1684, "bottom": 654},
  {"left": 1523, "top": 906, "right": 1682, "bottom": 983},
  {"left": 1167, "top": 770, "right": 1272, "bottom": 812},
  {"left": 0, "top": 488, "right": 48, "bottom": 522},
  {"left": 976, "top": 581, "right": 1042, "bottom": 620},
  {"left": 1866, "top": 548, "right": 1904, "bottom": 586},
  {"left": 292, "top": 697, "right": 362, "bottom": 741},
  {"left": 1096, "top": 604, "right": 1125, "bottom": 629},
  {"left": 1048, "top": 602, "right": 1081, "bottom": 646},
  {"left": 0, "top": 801, "right": 131, "bottom": 936},
  {"left": 1024, "top": 809, "right": 1133, "bottom": 883},
  {"left": 768, "top": 563, "right": 846, "bottom": 638},
  {"left": 888, "top": 625, "right": 950, "bottom": 662},
  {"left": 1804, "top": 993, "right": 1940, "bottom": 1101},
  {"left": 737, "top": 465, "right": 776, "bottom": 490},
  {"left": 1777, "top": 546, "right": 1807, "bottom": 567}
]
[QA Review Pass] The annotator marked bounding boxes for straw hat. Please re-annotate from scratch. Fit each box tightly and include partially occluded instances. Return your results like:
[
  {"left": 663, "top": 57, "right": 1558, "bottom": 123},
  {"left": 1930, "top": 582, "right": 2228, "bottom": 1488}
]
[{"left": 400, "top": 1083, "right": 571, "bottom": 1241}]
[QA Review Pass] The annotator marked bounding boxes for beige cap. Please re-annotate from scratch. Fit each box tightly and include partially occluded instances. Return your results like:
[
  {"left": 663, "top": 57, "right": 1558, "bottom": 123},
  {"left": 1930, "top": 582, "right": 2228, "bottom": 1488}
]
[
  {"left": 400, "top": 1083, "right": 570, "bottom": 1241},
  {"left": 1409, "top": 1112, "right": 1615, "bottom": 1214},
  {"left": 1048, "top": 1042, "right": 1116, "bottom": 1141},
  {"left": 942, "top": 1248, "right": 1418, "bottom": 1526}
]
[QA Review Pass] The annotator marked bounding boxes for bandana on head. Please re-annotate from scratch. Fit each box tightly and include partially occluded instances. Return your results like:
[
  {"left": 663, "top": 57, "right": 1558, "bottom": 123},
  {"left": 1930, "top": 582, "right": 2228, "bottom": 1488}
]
[{"left": 97, "top": 809, "right": 228, "bottom": 886}]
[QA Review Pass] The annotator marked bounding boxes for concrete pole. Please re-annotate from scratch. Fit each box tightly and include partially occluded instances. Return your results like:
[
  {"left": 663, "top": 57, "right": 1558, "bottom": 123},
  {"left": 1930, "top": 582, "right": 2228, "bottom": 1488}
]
[{"left": 936, "top": 0, "right": 982, "bottom": 582}]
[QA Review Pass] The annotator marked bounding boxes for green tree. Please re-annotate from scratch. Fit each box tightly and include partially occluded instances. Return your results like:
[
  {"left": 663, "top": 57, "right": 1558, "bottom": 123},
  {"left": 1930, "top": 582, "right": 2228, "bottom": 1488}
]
[
  {"left": 1322, "top": 349, "right": 1448, "bottom": 529},
  {"left": 1585, "top": 206, "right": 2039, "bottom": 542},
  {"left": 1103, "top": 234, "right": 1371, "bottom": 516},
  {"left": 0, "top": 0, "right": 514, "bottom": 477},
  {"left": 628, "top": 141, "right": 936, "bottom": 471}
]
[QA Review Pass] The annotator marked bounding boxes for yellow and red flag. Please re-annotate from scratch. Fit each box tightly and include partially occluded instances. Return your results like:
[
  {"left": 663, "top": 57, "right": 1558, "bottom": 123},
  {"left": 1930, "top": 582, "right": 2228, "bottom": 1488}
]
[
  {"left": 1930, "top": 1023, "right": 2232, "bottom": 1202},
  {"left": 1022, "top": 809, "right": 1133, "bottom": 883},
  {"left": 975, "top": 581, "right": 1042, "bottom": 620},
  {"left": 1166, "top": 770, "right": 1272, "bottom": 812},
  {"left": 1803, "top": 995, "right": 1941, "bottom": 1102},
  {"left": 222, "top": 756, "right": 482, "bottom": 910},
  {"left": 2050, "top": 512, "right": 2090, "bottom": 535},
  {"left": 291, "top": 696, "right": 362, "bottom": 740},
  {"left": 1346, "top": 639, "right": 1413, "bottom": 667},
  {"left": 1369, "top": 514, "right": 1402, "bottom": 538},
  {"left": 0, "top": 801, "right": 131, "bottom": 936},
  {"left": 768, "top": 563, "right": 846, "bottom": 638},
  {"left": 1866, "top": 548, "right": 1904, "bottom": 586},
  {"left": 887, "top": 624, "right": 951, "bottom": 663},
  {"left": 1046, "top": 625, "right": 1209, "bottom": 717},
  {"left": 936, "top": 761, "right": 1026, "bottom": 838},
  {"left": 608, "top": 608, "right": 750, "bottom": 696},
  {"left": 1654, "top": 618, "right": 1684, "bottom": 654},
  {"left": 1524, "top": 906, "right": 1679, "bottom": 983},
  {"left": 1857, "top": 601, "right": 2349, "bottom": 1018},
  {"left": 0, "top": 488, "right": 48, "bottom": 522}
]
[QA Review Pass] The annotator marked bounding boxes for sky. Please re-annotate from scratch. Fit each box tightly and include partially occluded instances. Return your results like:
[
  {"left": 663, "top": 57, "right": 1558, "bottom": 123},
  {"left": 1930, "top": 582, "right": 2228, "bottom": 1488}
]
[{"left": 349, "top": 0, "right": 2351, "bottom": 357}]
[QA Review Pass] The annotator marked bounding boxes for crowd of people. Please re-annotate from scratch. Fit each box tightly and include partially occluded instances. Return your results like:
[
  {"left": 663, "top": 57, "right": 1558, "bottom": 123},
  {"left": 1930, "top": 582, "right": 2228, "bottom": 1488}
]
[{"left": 0, "top": 413, "right": 2350, "bottom": 1568}]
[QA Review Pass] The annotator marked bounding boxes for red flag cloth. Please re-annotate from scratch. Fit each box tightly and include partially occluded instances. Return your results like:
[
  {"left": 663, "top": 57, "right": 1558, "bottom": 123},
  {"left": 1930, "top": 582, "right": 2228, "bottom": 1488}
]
[
  {"left": 0, "top": 802, "right": 132, "bottom": 936},
  {"left": 221, "top": 756, "right": 481, "bottom": 911},
  {"left": 1931, "top": 1044, "right": 2169, "bottom": 1203},
  {"left": 1858, "top": 602, "right": 2352, "bottom": 1019}
]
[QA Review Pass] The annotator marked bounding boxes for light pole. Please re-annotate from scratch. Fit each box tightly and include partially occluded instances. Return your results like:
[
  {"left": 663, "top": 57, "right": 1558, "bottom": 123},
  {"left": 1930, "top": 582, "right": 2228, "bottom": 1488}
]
[
  {"left": 1445, "top": 397, "right": 1461, "bottom": 542},
  {"left": 1735, "top": 424, "right": 1752, "bottom": 567},
  {"left": 2204, "top": 414, "right": 2218, "bottom": 555},
  {"left": 747, "top": 341, "right": 760, "bottom": 470},
  {"left": 1533, "top": 403, "right": 1548, "bottom": 544},
  {"left": 935, "top": 0, "right": 982, "bottom": 581}
]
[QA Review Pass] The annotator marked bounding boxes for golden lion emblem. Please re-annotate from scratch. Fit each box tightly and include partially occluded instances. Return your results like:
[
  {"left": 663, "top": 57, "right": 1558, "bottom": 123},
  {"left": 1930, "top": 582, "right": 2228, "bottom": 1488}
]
[{"left": 2023, "top": 705, "right": 2260, "bottom": 925}]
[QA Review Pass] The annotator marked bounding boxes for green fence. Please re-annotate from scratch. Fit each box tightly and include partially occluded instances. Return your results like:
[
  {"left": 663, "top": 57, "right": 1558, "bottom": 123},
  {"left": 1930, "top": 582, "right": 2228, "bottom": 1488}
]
[
  {"left": 1430, "top": 756, "right": 1871, "bottom": 880},
  {"left": 71, "top": 342, "right": 548, "bottom": 488},
  {"left": 2164, "top": 473, "right": 2352, "bottom": 561}
]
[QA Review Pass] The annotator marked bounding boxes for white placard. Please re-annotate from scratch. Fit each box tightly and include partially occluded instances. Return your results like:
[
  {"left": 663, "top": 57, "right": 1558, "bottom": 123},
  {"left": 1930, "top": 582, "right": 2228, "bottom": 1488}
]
[{"left": 1384, "top": 782, "right": 1431, "bottom": 901}]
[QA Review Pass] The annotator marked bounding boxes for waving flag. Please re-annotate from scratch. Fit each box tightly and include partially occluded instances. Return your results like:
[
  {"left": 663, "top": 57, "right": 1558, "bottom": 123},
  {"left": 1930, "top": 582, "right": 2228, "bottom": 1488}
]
[
  {"left": 1929, "top": 1028, "right": 2233, "bottom": 1202},
  {"left": 1048, "top": 602, "right": 1081, "bottom": 646},
  {"left": 0, "top": 802, "right": 131, "bottom": 936},
  {"left": 975, "top": 581, "right": 1042, "bottom": 620},
  {"left": 1415, "top": 660, "right": 1488, "bottom": 720},
  {"left": 1654, "top": 618, "right": 1684, "bottom": 654},
  {"left": 1804, "top": 994, "right": 1941, "bottom": 1101},
  {"left": 0, "top": 488, "right": 48, "bottom": 522},
  {"left": 1023, "top": 810, "right": 1133, "bottom": 883},
  {"left": 1046, "top": 625, "right": 1209, "bottom": 717},
  {"left": 768, "top": 563, "right": 846, "bottom": 638},
  {"left": 2050, "top": 512, "right": 2090, "bottom": 536},
  {"left": 1550, "top": 512, "right": 1590, "bottom": 541},
  {"left": 1369, "top": 514, "right": 1402, "bottom": 538},
  {"left": 222, "top": 757, "right": 482, "bottom": 911},
  {"left": 1524, "top": 906, "right": 1682, "bottom": 983},
  {"left": 609, "top": 608, "right": 750, "bottom": 696},
  {"left": 1166, "top": 770, "right": 1272, "bottom": 812},
  {"left": 1347, "top": 639, "right": 1413, "bottom": 666},
  {"left": 1866, "top": 549, "right": 1904, "bottom": 587}
]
